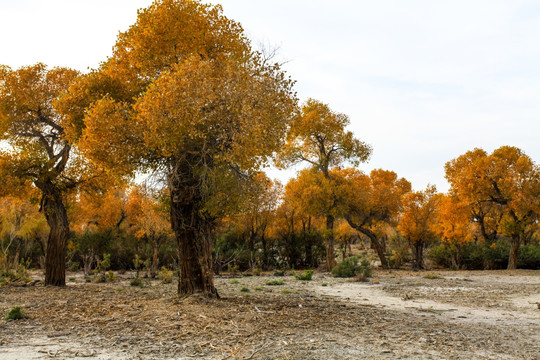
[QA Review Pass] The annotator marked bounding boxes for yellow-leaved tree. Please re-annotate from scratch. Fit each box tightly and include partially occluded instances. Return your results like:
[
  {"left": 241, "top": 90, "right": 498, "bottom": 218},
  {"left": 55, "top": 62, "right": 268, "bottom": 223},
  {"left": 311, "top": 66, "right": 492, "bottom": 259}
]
[
  {"left": 278, "top": 99, "right": 372, "bottom": 270},
  {"left": 398, "top": 185, "right": 440, "bottom": 269},
  {"left": 445, "top": 146, "right": 540, "bottom": 269},
  {"left": 0, "top": 63, "right": 89, "bottom": 285},
  {"left": 342, "top": 169, "right": 411, "bottom": 268},
  {"left": 59, "top": 0, "right": 296, "bottom": 297}
]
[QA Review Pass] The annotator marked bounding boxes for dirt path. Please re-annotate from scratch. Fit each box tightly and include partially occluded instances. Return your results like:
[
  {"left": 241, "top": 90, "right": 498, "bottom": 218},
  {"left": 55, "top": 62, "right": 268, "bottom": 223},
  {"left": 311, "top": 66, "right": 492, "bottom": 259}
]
[
  {"left": 314, "top": 271, "right": 540, "bottom": 328},
  {"left": 0, "top": 270, "right": 539, "bottom": 359}
]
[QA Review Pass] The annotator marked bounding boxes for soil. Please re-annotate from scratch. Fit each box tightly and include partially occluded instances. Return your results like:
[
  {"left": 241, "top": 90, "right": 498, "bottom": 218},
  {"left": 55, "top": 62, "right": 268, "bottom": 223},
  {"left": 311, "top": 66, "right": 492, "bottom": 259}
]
[{"left": 0, "top": 269, "right": 538, "bottom": 359}]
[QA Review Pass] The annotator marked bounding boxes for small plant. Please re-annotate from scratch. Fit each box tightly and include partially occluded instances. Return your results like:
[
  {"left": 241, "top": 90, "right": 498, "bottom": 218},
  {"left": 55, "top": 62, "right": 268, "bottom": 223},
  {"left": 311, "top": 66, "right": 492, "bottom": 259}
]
[
  {"left": 229, "top": 279, "right": 240, "bottom": 284},
  {"left": 5, "top": 306, "right": 27, "bottom": 321},
  {"left": 93, "top": 254, "right": 114, "bottom": 282},
  {"left": 273, "top": 270, "right": 286, "bottom": 276},
  {"left": 321, "top": 283, "right": 328, "bottom": 287},
  {"left": 294, "top": 270, "right": 314, "bottom": 281},
  {"left": 253, "top": 267, "right": 262, "bottom": 276},
  {"left": 240, "top": 287, "right": 250, "bottom": 292},
  {"left": 68, "top": 277, "right": 76, "bottom": 282},
  {"left": 254, "top": 286, "right": 264, "bottom": 291},
  {"left": 265, "top": 280, "right": 284, "bottom": 286},
  {"left": 130, "top": 277, "right": 143, "bottom": 287},
  {"left": 158, "top": 267, "right": 174, "bottom": 284},
  {"left": 332, "top": 256, "right": 371, "bottom": 278},
  {"left": 94, "top": 253, "right": 111, "bottom": 274},
  {"left": 106, "top": 270, "right": 116, "bottom": 282},
  {"left": 280, "top": 288, "right": 297, "bottom": 294},
  {"left": 133, "top": 254, "right": 143, "bottom": 278}
]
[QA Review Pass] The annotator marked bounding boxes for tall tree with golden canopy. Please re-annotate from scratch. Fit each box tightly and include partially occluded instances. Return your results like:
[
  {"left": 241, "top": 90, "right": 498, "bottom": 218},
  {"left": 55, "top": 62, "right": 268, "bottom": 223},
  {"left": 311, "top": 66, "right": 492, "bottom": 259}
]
[
  {"left": 445, "top": 146, "right": 540, "bottom": 269},
  {"left": 0, "top": 63, "right": 80, "bottom": 286},
  {"left": 60, "top": 0, "right": 296, "bottom": 297},
  {"left": 278, "top": 99, "right": 371, "bottom": 269}
]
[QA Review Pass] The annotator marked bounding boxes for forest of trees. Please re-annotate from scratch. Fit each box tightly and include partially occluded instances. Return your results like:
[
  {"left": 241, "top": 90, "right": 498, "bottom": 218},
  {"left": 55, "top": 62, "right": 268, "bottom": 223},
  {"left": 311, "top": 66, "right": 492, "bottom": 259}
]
[{"left": 1, "top": 0, "right": 539, "bottom": 298}]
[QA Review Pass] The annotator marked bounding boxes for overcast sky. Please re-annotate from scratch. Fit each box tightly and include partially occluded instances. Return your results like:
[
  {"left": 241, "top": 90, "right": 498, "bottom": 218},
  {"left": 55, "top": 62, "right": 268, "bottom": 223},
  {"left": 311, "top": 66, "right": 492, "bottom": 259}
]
[{"left": 1, "top": 0, "right": 539, "bottom": 192}]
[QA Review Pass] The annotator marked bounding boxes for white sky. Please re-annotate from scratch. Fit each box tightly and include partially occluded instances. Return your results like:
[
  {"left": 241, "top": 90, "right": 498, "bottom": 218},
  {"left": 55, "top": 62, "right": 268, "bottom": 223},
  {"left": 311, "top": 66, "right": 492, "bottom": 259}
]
[{"left": 1, "top": 0, "right": 539, "bottom": 192}]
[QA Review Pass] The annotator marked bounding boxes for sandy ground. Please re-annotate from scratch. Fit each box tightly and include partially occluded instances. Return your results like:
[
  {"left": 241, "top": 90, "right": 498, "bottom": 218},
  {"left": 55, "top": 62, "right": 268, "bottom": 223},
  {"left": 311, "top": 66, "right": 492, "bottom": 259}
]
[{"left": 0, "top": 269, "right": 538, "bottom": 359}]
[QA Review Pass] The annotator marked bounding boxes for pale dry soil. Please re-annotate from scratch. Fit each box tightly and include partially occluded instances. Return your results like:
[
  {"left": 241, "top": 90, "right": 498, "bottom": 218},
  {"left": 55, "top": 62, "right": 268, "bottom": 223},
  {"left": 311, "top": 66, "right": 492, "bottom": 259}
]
[{"left": 0, "top": 269, "right": 538, "bottom": 359}]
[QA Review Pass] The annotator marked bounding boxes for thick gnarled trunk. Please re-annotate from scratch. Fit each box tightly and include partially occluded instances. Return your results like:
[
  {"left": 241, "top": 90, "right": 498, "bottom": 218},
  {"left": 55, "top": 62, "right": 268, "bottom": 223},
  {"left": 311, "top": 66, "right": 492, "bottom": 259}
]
[
  {"left": 39, "top": 185, "right": 70, "bottom": 286},
  {"left": 169, "top": 160, "right": 219, "bottom": 298}
]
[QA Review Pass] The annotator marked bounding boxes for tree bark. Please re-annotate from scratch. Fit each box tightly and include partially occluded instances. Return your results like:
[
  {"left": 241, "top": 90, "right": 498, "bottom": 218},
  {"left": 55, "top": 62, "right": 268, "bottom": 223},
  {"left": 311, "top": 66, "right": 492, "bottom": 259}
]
[
  {"left": 414, "top": 242, "right": 424, "bottom": 269},
  {"left": 325, "top": 214, "right": 336, "bottom": 271},
  {"left": 507, "top": 235, "right": 520, "bottom": 270},
  {"left": 169, "top": 161, "right": 219, "bottom": 298},
  {"left": 345, "top": 216, "right": 388, "bottom": 269},
  {"left": 38, "top": 185, "right": 70, "bottom": 286}
]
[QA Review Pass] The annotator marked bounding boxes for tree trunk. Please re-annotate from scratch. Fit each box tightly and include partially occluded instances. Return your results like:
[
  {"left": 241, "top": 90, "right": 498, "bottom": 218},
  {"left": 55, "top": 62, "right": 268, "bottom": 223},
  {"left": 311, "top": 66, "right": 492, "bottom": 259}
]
[
  {"left": 325, "top": 214, "right": 336, "bottom": 271},
  {"left": 344, "top": 216, "right": 388, "bottom": 269},
  {"left": 169, "top": 163, "right": 218, "bottom": 298},
  {"left": 151, "top": 237, "right": 160, "bottom": 277},
  {"left": 507, "top": 236, "right": 520, "bottom": 270},
  {"left": 40, "top": 187, "right": 70, "bottom": 286},
  {"left": 414, "top": 242, "right": 424, "bottom": 269}
]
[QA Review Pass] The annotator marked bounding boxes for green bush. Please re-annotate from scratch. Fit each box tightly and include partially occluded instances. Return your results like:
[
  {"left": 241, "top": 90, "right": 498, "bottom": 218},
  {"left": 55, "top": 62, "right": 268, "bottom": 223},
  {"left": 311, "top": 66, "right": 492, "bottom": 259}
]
[
  {"left": 273, "top": 270, "right": 286, "bottom": 277},
  {"left": 294, "top": 270, "right": 314, "bottom": 281},
  {"left": 5, "top": 306, "right": 27, "bottom": 321},
  {"left": 332, "top": 256, "right": 372, "bottom": 278},
  {"left": 158, "top": 267, "right": 174, "bottom": 284},
  {"left": 427, "top": 245, "right": 453, "bottom": 268},
  {"left": 130, "top": 277, "right": 143, "bottom": 287},
  {"left": 518, "top": 244, "right": 540, "bottom": 269},
  {"left": 332, "top": 256, "right": 360, "bottom": 277},
  {"left": 265, "top": 280, "right": 284, "bottom": 286},
  {"left": 428, "top": 241, "right": 540, "bottom": 270},
  {"left": 483, "top": 241, "right": 510, "bottom": 269},
  {"left": 240, "top": 287, "right": 250, "bottom": 292}
]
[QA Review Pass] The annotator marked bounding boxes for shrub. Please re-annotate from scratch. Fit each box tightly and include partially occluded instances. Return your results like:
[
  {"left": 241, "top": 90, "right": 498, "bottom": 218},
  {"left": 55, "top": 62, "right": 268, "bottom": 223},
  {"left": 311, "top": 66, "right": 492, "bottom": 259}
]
[
  {"left": 240, "top": 287, "right": 250, "bottom": 292},
  {"left": 332, "top": 256, "right": 372, "bottom": 278},
  {"left": 265, "top": 280, "right": 284, "bottom": 286},
  {"left": 332, "top": 256, "right": 360, "bottom": 277},
  {"left": 273, "top": 270, "right": 286, "bottom": 277},
  {"left": 518, "top": 244, "right": 540, "bottom": 269},
  {"left": 5, "top": 306, "right": 27, "bottom": 321},
  {"left": 295, "top": 270, "right": 314, "bottom": 281},
  {"left": 158, "top": 267, "right": 174, "bottom": 284},
  {"left": 130, "top": 277, "right": 143, "bottom": 287},
  {"left": 427, "top": 245, "right": 453, "bottom": 268}
]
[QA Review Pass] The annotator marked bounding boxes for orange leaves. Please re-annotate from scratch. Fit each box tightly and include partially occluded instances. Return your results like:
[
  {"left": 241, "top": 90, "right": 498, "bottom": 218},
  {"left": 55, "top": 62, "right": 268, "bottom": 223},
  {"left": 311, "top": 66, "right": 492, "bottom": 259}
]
[
  {"left": 398, "top": 185, "right": 440, "bottom": 246},
  {"left": 80, "top": 98, "right": 142, "bottom": 175},
  {"left": 278, "top": 99, "right": 371, "bottom": 172},
  {"left": 445, "top": 145, "right": 540, "bottom": 244},
  {"left": 125, "top": 186, "right": 172, "bottom": 241},
  {"left": 109, "top": 0, "right": 249, "bottom": 89},
  {"left": 436, "top": 195, "right": 474, "bottom": 246}
]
